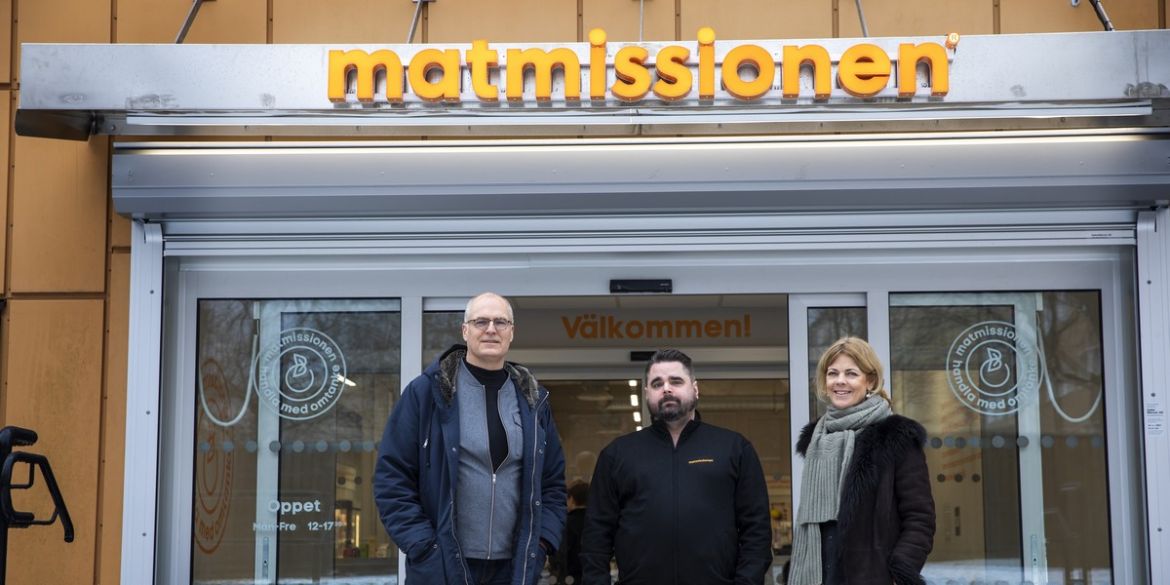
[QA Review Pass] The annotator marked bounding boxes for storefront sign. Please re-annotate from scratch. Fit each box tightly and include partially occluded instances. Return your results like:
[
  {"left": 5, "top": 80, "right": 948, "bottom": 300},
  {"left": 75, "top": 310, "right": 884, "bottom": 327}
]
[
  {"left": 327, "top": 28, "right": 950, "bottom": 105},
  {"left": 14, "top": 30, "right": 1170, "bottom": 137},
  {"left": 515, "top": 307, "right": 784, "bottom": 348},
  {"left": 562, "top": 312, "right": 753, "bottom": 340}
]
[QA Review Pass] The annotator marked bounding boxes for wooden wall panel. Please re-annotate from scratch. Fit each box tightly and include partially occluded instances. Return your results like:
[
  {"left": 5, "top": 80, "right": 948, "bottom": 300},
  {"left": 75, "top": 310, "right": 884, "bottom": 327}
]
[
  {"left": 97, "top": 253, "right": 130, "bottom": 585},
  {"left": 273, "top": 0, "right": 416, "bottom": 43},
  {"left": 838, "top": 0, "right": 994, "bottom": 37},
  {"left": 110, "top": 208, "right": 131, "bottom": 250},
  {"left": 680, "top": 0, "right": 832, "bottom": 41},
  {"left": 1, "top": 92, "right": 10, "bottom": 291},
  {"left": 1, "top": 299, "right": 105, "bottom": 585},
  {"left": 583, "top": 0, "right": 676, "bottom": 42},
  {"left": 0, "top": 0, "right": 12, "bottom": 83},
  {"left": 427, "top": 0, "right": 578, "bottom": 43},
  {"left": 1000, "top": 0, "right": 1159, "bottom": 33},
  {"left": 13, "top": 0, "right": 110, "bottom": 81},
  {"left": 116, "top": 0, "right": 267, "bottom": 44},
  {"left": 10, "top": 128, "right": 108, "bottom": 293}
]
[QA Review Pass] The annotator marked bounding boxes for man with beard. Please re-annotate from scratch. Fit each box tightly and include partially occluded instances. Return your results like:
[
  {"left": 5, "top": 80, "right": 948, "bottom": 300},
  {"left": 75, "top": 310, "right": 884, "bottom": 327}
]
[{"left": 579, "top": 349, "right": 772, "bottom": 585}]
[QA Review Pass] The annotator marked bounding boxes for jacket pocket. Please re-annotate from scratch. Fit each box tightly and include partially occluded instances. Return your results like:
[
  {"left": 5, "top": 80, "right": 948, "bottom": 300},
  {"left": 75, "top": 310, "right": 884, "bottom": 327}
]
[
  {"left": 407, "top": 542, "right": 446, "bottom": 582},
  {"left": 887, "top": 551, "right": 926, "bottom": 585}
]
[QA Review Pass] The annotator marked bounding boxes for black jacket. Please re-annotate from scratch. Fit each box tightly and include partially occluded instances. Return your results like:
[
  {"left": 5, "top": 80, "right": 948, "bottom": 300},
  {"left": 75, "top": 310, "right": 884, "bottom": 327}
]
[
  {"left": 796, "top": 414, "right": 935, "bottom": 585},
  {"left": 580, "top": 415, "right": 773, "bottom": 585}
]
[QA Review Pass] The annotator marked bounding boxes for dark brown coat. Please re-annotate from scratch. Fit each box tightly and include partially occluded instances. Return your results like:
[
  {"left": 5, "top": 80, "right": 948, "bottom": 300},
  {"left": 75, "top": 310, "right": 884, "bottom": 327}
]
[{"left": 797, "top": 415, "right": 935, "bottom": 585}]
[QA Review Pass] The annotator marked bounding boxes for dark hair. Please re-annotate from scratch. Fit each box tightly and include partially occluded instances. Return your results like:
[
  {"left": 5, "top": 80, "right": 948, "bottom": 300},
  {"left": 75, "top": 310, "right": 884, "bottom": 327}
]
[
  {"left": 568, "top": 481, "right": 590, "bottom": 507},
  {"left": 643, "top": 349, "right": 696, "bottom": 385}
]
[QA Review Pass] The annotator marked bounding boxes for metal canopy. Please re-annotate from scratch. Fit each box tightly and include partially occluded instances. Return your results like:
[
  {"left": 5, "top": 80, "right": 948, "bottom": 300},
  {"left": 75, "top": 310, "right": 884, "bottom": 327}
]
[
  {"left": 17, "top": 30, "right": 1170, "bottom": 139},
  {"left": 112, "top": 130, "right": 1170, "bottom": 220}
]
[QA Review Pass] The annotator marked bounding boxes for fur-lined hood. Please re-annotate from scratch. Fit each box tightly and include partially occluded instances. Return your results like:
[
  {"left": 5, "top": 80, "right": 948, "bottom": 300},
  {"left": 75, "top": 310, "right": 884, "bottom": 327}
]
[{"left": 429, "top": 344, "right": 543, "bottom": 407}]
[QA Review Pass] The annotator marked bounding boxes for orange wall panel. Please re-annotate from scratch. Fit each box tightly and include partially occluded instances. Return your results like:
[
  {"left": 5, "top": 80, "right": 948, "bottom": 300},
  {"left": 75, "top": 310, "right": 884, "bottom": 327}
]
[
  {"left": 1, "top": 299, "right": 105, "bottom": 585},
  {"left": 110, "top": 208, "right": 131, "bottom": 250},
  {"left": 838, "top": 0, "right": 994, "bottom": 38},
  {"left": 583, "top": 0, "right": 676, "bottom": 42},
  {"left": 10, "top": 128, "right": 108, "bottom": 293},
  {"left": 97, "top": 252, "right": 130, "bottom": 585},
  {"left": 14, "top": 0, "right": 110, "bottom": 82},
  {"left": 116, "top": 0, "right": 267, "bottom": 43},
  {"left": 1, "top": 92, "right": 10, "bottom": 291},
  {"left": 0, "top": 0, "right": 12, "bottom": 83},
  {"left": 1001, "top": 0, "right": 1159, "bottom": 33},
  {"left": 681, "top": 0, "right": 832, "bottom": 42},
  {"left": 427, "top": 0, "right": 577, "bottom": 43},
  {"left": 273, "top": 0, "right": 417, "bottom": 43}
]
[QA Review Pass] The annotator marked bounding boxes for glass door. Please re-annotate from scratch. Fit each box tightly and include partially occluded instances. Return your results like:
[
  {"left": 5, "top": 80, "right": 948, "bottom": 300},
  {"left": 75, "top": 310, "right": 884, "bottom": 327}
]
[
  {"left": 889, "top": 292, "right": 1111, "bottom": 585},
  {"left": 191, "top": 299, "right": 402, "bottom": 585},
  {"left": 151, "top": 239, "right": 1137, "bottom": 585}
]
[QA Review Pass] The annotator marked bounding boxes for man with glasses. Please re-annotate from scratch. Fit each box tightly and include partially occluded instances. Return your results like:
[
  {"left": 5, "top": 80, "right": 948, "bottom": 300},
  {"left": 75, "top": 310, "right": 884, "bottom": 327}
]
[{"left": 375, "top": 292, "right": 567, "bottom": 584}]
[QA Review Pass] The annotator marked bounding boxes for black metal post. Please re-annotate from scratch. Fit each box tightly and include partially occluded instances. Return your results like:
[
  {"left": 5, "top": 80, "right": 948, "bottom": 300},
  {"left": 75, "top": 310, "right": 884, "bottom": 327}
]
[{"left": 1087, "top": 0, "right": 1116, "bottom": 31}]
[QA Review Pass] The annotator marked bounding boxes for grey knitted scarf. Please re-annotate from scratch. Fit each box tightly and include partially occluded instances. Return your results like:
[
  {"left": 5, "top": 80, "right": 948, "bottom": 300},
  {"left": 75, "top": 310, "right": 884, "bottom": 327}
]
[{"left": 789, "top": 396, "right": 892, "bottom": 585}]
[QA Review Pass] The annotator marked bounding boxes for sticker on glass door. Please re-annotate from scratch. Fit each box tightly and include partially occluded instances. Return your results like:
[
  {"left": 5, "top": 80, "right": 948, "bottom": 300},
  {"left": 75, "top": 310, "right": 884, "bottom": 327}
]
[
  {"left": 256, "top": 327, "right": 350, "bottom": 421},
  {"left": 199, "top": 325, "right": 352, "bottom": 425},
  {"left": 946, "top": 320, "right": 1043, "bottom": 416}
]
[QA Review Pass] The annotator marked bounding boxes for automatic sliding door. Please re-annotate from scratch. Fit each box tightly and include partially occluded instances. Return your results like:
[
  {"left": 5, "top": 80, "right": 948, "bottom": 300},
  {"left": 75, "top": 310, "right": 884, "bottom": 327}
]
[
  {"left": 890, "top": 292, "right": 1111, "bottom": 585},
  {"left": 192, "top": 299, "right": 401, "bottom": 585}
]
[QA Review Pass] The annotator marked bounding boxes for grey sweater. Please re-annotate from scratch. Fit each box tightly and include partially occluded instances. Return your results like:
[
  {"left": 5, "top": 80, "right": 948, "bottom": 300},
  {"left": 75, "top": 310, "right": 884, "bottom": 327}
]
[{"left": 455, "top": 362, "right": 524, "bottom": 559}]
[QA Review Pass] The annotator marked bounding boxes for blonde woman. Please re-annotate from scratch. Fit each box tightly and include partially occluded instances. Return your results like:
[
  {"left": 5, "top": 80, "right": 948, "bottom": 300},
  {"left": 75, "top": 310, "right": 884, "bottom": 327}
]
[{"left": 790, "top": 337, "right": 935, "bottom": 585}]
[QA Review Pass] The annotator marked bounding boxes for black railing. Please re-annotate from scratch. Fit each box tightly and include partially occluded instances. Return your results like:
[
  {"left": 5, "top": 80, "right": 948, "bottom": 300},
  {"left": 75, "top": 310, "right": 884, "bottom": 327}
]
[{"left": 0, "top": 426, "right": 74, "bottom": 585}]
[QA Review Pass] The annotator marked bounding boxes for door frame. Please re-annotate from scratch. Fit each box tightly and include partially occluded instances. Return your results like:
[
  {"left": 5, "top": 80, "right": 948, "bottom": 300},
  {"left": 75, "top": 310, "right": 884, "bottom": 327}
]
[{"left": 132, "top": 229, "right": 1142, "bottom": 584}]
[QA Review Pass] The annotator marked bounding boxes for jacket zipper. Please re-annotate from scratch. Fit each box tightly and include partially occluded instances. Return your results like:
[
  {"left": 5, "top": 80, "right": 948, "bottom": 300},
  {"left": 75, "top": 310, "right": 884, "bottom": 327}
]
[
  {"left": 672, "top": 435, "right": 679, "bottom": 585},
  {"left": 487, "top": 472, "right": 497, "bottom": 559},
  {"left": 519, "top": 392, "right": 548, "bottom": 585}
]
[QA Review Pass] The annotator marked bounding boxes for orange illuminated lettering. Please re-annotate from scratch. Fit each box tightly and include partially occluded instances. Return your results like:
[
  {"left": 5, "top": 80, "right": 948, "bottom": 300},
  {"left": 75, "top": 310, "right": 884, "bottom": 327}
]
[
  {"left": 721, "top": 44, "right": 774, "bottom": 101},
  {"left": 653, "top": 45, "right": 692, "bottom": 101},
  {"left": 837, "top": 43, "right": 890, "bottom": 99},
  {"left": 781, "top": 45, "right": 831, "bottom": 100},
  {"left": 611, "top": 46, "right": 651, "bottom": 102},
  {"left": 408, "top": 49, "right": 461, "bottom": 102}
]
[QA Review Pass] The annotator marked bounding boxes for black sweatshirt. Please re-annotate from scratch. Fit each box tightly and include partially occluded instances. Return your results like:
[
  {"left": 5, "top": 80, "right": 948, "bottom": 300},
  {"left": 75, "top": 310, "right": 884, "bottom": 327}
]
[{"left": 579, "top": 415, "right": 773, "bottom": 585}]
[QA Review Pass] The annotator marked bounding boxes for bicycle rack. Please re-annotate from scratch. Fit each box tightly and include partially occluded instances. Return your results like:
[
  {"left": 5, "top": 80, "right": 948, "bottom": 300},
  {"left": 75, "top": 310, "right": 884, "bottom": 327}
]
[{"left": 0, "top": 426, "right": 74, "bottom": 585}]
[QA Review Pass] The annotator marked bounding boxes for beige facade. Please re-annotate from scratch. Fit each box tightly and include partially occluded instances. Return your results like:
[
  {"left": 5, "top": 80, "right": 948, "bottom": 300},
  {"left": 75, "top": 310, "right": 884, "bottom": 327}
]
[{"left": 0, "top": 0, "right": 1166, "bottom": 583}]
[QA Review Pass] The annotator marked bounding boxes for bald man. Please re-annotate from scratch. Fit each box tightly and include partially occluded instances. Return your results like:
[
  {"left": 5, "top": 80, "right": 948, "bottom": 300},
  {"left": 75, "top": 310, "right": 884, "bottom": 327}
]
[{"left": 375, "top": 292, "right": 567, "bottom": 585}]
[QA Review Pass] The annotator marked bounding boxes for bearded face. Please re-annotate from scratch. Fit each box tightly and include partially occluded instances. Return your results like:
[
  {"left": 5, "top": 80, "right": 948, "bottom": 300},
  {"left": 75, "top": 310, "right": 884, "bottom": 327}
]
[{"left": 645, "top": 361, "right": 699, "bottom": 424}]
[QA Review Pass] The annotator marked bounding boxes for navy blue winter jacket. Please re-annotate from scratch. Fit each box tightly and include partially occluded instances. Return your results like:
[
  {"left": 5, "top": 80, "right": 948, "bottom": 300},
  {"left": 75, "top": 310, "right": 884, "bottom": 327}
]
[{"left": 374, "top": 345, "right": 567, "bottom": 584}]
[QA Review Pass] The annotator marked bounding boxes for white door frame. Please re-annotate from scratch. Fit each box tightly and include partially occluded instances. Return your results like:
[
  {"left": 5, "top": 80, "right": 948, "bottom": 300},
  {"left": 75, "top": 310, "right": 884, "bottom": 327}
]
[
  {"left": 133, "top": 238, "right": 1142, "bottom": 584},
  {"left": 890, "top": 292, "right": 1049, "bottom": 584}
]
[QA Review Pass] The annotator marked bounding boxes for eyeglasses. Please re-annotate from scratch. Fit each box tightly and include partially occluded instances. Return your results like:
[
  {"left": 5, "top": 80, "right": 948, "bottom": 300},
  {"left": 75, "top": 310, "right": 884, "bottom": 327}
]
[{"left": 465, "top": 318, "right": 514, "bottom": 331}]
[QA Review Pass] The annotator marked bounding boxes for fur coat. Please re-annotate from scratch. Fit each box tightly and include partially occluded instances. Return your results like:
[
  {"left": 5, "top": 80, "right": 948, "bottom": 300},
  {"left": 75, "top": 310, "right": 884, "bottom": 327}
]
[{"left": 797, "top": 414, "right": 936, "bottom": 585}]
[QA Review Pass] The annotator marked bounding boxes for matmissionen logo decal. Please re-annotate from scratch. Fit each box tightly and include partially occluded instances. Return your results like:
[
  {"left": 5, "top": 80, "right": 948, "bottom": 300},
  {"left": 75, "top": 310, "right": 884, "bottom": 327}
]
[
  {"left": 256, "top": 327, "right": 348, "bottom": 421},
  {"left": 945, "top": 320, "right": 1043, "bottom": 416}
]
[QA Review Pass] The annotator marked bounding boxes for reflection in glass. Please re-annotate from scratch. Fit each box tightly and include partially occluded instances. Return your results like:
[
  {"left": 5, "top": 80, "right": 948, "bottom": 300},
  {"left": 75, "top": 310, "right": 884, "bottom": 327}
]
[
  {"left": 423, "top": 312, "right": 464, "bottom": 368},
  {"left": 890, "top": 292, "right": 1110, "bottom": 585},
  {"left": 193, "top": 300, "right": 401, "bottom": 585}
]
